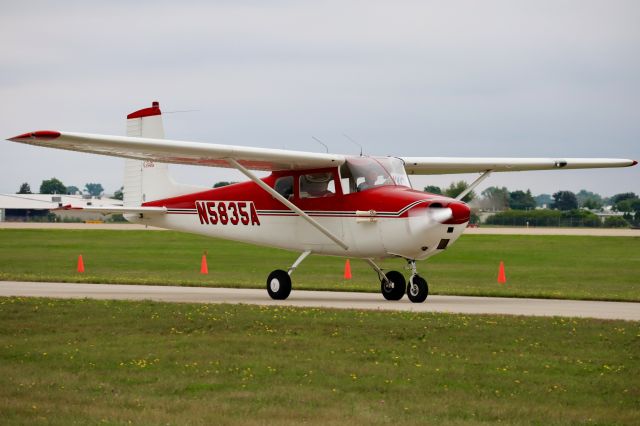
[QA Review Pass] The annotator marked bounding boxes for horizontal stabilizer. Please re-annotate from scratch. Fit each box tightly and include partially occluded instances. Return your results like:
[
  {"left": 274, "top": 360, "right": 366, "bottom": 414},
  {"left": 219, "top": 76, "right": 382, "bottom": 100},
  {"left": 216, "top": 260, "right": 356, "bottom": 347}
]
[{"left": 57, "top": 205, "right": 167, "bottom": 215}]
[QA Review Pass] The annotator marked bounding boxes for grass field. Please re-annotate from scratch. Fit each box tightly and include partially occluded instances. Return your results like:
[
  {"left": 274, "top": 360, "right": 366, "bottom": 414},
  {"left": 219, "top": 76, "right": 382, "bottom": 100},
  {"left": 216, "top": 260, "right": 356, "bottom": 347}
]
[
  {"left": 0, "top": 297, "right": 638, "bottom": 425},
  {"left": 0, "top": 229, "right": 640, "bottom": 301},
  {"left": 0, "top": 229, "right": 639, "bottom": 301}
]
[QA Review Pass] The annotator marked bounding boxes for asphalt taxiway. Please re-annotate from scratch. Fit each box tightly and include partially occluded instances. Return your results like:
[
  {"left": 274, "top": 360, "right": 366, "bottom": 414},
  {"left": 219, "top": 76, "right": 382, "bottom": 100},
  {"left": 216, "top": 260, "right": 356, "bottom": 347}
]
[{"left": 1, "top": 281, "right": 638, "bottom": 321}]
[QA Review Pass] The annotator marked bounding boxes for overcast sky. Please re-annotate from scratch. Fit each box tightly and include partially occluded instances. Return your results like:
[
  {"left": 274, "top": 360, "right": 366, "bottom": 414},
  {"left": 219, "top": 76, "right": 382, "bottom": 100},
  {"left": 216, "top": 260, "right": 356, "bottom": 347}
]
[{"left": 1, "top": 0, "right": 638, "bottom": 197}]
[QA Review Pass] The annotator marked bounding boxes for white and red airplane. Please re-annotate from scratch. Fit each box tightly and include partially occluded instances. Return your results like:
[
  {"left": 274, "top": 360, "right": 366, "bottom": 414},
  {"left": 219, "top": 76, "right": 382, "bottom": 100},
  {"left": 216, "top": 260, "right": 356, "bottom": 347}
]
[{"left": 7, "top": 102, "right": 637, "bottom": 303}]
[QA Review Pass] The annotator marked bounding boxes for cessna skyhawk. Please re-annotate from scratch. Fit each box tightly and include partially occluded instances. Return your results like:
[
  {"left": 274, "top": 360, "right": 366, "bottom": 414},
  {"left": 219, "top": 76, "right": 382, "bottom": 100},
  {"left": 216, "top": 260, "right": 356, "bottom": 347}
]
[{"left": 8, "top": 102, "right": 637, "bottom": 303}]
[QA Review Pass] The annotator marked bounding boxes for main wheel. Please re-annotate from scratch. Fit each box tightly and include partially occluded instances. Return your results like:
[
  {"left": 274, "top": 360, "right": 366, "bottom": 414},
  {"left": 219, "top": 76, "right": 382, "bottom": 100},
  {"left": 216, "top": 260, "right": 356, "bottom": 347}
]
[
  {"left": 381, "top": 270, "right": 406, "bottom": 301},
  {"left": 407, "top": 274, "right": 429, "bottom": 303},
  {"left": 267, "top": 269, "right": 292, "bottom": 300}
]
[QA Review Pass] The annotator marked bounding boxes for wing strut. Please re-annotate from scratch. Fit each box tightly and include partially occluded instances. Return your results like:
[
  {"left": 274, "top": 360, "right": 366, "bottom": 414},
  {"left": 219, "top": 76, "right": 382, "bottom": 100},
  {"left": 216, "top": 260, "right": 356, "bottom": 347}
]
[
  {"left": 455, "top": 170, "right": 492, "bottom": 201},
  {"left": 226, "top": 158, "right": 349, "bottom": 250}
]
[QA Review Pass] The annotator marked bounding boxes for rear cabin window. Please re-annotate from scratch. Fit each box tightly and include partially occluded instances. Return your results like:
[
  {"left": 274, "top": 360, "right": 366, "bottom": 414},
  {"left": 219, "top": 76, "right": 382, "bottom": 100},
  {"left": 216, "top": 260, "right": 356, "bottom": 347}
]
[
  {"left": 299, "top": 172, "right": 335, "bottom": 199},
  {"left": 274, "top": 176, "right": 294, "bottom": 199}
]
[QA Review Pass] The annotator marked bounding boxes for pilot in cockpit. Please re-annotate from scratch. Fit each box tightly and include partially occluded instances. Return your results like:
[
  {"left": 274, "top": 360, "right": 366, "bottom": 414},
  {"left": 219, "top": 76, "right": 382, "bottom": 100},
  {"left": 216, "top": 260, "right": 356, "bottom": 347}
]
[{"left": 357, "top": 169, "right": 380, "bottom": 192}]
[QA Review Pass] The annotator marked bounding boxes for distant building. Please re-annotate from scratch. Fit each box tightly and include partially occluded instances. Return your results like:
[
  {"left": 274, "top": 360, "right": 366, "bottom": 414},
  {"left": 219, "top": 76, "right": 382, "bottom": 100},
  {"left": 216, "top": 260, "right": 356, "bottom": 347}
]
[
  {"left": 0, "top": 194, "right": 123, "bottom": 222},
  {"left": 592, "top": 206, "right": 626, "bottom": 223}
]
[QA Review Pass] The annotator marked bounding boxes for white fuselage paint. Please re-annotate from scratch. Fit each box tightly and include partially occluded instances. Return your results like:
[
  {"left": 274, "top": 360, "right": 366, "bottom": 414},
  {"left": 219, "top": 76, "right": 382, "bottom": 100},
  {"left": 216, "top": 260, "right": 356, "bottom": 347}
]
[{"left": 129, "top": 212, "right": 466, "bottom": 260}]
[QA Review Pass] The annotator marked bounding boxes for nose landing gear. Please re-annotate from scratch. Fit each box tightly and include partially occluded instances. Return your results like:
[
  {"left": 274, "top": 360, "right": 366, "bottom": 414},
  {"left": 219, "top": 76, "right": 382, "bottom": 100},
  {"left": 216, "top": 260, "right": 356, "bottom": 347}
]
[
  {"left": 406, "top": 259, "right": 429, "bottom": 303},
  {"left": 407, "top": 274, "right": 429, "bottom": 303}
]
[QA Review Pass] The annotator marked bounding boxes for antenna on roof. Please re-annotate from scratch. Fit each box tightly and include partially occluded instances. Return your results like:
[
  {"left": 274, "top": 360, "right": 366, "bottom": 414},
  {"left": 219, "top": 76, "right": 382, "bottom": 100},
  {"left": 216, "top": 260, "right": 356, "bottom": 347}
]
[
  {"left": 312, "top": 136, "right": 329, "bottom": 153},
  {"left": 343, "top": 134, "right": 363, "bottom": 156}
]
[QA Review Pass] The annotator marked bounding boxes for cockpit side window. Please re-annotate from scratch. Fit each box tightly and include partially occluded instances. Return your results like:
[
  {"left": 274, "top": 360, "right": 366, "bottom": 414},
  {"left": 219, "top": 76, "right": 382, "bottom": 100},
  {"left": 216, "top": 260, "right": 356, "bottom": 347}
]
[
  {"left": 274, "top": 176, "right": 294, "bottom": 200},
  {"left": 344, "top": 158, "right": 393, "bottom": 192},
  {"left": 299, "top": 172, "right": 335, "bottom": 199},
  {"left": 341, "top": 157, "right": 411, "bottom": 193}
]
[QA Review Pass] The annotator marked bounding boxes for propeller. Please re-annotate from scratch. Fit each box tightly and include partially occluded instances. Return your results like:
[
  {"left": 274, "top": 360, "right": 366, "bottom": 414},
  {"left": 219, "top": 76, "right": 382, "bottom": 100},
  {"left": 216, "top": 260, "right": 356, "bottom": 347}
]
[{"left": 407, "top": 205, "right": 453, "bottom": 234}]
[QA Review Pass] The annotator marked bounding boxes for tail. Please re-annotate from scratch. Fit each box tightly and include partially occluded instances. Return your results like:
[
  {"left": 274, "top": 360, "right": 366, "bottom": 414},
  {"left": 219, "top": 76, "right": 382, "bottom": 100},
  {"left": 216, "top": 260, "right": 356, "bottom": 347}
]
[{"left": 123, "top": 102, "right": 205, "bottom": 207}]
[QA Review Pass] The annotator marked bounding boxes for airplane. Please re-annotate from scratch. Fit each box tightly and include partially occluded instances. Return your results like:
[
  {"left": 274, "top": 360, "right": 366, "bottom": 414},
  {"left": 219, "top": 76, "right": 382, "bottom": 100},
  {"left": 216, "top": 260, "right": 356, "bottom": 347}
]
[{"left": 7, "top": 102, "right": 637, "bottom": 303}]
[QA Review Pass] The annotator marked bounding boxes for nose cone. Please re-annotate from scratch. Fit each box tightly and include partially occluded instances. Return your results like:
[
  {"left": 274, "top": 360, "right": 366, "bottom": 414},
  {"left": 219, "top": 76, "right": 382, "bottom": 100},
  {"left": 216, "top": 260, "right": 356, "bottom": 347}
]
[{"left": 445, "top": 201, "right": 471, "bottom": 224}]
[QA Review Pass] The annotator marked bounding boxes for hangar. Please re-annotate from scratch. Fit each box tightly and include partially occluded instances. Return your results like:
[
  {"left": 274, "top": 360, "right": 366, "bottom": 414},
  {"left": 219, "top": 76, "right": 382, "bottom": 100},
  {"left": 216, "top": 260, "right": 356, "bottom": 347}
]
[{"left": 0, "top": 194, "right": 122, "bottom": 222}]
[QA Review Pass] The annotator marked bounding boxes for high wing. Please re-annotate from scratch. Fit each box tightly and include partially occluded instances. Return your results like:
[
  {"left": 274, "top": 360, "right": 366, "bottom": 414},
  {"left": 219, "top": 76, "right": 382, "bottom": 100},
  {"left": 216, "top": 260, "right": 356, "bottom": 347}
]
[
  {"left": 8, "top": 131, "right": 345, "bottom": 172},
  {"left": 7, "top": 130, "right": 636, "bottom": 174},
  {"left": 401, "top": 157, "right": 637, "bottom": 174}
]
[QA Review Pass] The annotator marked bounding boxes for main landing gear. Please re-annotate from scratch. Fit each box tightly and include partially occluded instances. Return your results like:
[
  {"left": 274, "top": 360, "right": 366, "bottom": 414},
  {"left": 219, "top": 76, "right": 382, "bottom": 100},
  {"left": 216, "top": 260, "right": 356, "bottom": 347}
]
[
  {"left": 367, "top": 259, "right": 429, "bottom": 303},
  {"left": 267, "top": 270, "right": 292, "bottom": 300},
  {"left": 266, "top": 250, "right": 310, "bottom": 300},
  {"left": 266, "top": 252, "right": 429, "bottom": 303}
]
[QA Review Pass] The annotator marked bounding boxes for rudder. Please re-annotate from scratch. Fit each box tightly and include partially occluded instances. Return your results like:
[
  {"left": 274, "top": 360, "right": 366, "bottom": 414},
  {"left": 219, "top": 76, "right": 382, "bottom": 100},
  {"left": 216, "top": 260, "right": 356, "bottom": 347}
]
[{"left": 123, "top": 101, "right": 205, "bottom": 207}]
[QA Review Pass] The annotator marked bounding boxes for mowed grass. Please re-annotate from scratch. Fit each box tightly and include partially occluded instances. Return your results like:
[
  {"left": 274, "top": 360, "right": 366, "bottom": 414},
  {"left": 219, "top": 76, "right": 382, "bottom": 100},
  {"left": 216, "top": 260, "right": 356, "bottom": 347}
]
[
  {"left": 0, "top": 229, "right": 639, "bottom": 301},
  {"left": 1, "top": 297, "right": 638, "bottom": 425}
]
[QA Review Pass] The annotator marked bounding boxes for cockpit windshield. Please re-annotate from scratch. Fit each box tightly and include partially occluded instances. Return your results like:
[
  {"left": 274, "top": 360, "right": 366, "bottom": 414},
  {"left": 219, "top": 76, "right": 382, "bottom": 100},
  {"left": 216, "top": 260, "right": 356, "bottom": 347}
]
[{"left": 339, "top": 157, "right": 411, "bottom": 194}]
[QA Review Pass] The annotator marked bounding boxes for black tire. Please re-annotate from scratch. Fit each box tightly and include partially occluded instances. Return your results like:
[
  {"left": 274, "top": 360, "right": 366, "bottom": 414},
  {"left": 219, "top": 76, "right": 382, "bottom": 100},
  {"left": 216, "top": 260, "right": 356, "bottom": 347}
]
[
  {"left": 407, "top": 274, "right": 429, "bottom": 303},
  {"left": 267, "top": 269, "right": 292, "bottom": 300},
  {"left": 381, "top": 270, "right": 406, "bottom": 301}
]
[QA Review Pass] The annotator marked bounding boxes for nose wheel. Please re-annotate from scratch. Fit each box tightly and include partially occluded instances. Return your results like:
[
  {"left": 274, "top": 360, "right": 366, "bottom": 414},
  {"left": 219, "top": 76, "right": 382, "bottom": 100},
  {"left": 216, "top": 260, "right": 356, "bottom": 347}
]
[{"left": 407, "top": 274, "right": 429, "bottom": 303}]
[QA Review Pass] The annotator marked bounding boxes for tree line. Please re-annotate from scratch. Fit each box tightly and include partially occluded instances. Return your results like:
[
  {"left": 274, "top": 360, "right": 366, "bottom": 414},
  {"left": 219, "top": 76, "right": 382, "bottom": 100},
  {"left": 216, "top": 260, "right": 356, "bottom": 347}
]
[
  {"left": 424, "top": 181, "right": 640, "bottom": 227},
  {"left": 424, "top": 182, "right": 637, "bottom": 211},
  {"left": 16, "top": 179, "right": 120, "bottom": 199}
]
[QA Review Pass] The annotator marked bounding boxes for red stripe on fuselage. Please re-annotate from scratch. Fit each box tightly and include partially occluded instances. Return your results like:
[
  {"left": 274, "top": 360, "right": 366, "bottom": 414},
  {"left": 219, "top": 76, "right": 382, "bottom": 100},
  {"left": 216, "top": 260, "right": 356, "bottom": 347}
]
[{"left": 143, "top": 171, "right": 470, "bottom": 224}]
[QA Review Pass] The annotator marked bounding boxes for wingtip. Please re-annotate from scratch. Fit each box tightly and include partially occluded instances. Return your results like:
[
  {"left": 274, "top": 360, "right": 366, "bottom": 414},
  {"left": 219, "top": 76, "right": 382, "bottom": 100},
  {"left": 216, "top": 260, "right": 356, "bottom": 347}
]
[{"left": 8, "top": 130, "right": 61, "bottom": 142}]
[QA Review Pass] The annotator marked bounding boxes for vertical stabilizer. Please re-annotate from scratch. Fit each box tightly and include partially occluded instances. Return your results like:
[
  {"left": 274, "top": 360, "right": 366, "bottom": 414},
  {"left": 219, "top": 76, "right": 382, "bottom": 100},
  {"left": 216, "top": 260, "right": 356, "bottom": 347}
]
[{"left": 123, "top": 102, "right": 205, "bottom": 207}]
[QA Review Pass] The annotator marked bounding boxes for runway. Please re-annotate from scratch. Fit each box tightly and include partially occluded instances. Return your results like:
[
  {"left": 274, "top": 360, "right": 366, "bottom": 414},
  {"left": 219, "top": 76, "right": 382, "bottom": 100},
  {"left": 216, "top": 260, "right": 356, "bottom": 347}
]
[{"left": 1, "top": 281, "right": 638, "bottom": 321}]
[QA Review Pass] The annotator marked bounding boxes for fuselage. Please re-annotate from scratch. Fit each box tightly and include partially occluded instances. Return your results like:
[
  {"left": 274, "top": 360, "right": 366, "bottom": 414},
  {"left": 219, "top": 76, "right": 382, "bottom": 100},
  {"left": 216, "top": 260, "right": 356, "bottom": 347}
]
[{"left": 137, "top": 162, "right": 471, "bottom": 260}]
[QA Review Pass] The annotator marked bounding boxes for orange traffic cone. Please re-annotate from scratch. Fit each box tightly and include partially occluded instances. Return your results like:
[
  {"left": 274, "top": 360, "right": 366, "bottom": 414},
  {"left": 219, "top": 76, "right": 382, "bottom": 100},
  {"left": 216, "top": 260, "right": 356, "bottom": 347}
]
[
  {"left": 344, "top": 259, "right": 352, "bottom": 280},
  {"left": 200, "top": 253, "right": 208, "bottom": 275},
  {"left": 497, "top": 261, "right": 506, "bottom": 284},
  {"left": 77, "top": 255, "right": 85, "bottom": 273}
]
